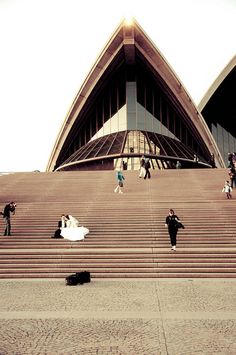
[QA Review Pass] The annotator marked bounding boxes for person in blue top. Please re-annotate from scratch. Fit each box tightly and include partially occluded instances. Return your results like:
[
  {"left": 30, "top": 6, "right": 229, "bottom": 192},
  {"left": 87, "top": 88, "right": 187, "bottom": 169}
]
[{"left": 114, "top": 170, "right": 125, "bottom": 194}]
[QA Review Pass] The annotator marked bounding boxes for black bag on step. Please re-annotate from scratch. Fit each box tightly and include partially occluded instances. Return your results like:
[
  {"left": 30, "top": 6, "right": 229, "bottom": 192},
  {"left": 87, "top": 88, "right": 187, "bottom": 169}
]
[
  {"left": 65, "top": 271, "right": 91, "bottom": 286},
  {"left": 76, "top": 271, "right": 91, "bottom": 284},
  {"left": 65, "top": 274, "right": 78, "bottom": 286}
]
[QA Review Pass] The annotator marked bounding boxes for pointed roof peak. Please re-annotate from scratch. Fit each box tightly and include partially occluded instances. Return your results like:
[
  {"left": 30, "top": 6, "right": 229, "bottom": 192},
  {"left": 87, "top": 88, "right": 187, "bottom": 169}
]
[
  {"left": 47, "top": 18, "right": 225, "bottom": 171},
  {"left": 113, "top": 17, "right": 147, "bottom": 35}
]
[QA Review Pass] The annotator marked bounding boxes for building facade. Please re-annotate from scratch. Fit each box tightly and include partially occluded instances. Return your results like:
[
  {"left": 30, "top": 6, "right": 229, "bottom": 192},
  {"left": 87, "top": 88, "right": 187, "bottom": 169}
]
[
  {"left": 47, "top": 20, "right": 225, "bottom": 171},
  {"left": 198, "top": 55, "right": 236, "bottom": 167}
]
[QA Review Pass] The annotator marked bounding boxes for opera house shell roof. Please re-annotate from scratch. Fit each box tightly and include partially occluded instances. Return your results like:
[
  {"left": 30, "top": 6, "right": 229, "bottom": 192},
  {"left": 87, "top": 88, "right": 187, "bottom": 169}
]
[
  {"left": 47, "top": 19, "right": 225, "bottom": 172},
  {"left": 198, "top": 55, "right": 236, "bottom": 167}
]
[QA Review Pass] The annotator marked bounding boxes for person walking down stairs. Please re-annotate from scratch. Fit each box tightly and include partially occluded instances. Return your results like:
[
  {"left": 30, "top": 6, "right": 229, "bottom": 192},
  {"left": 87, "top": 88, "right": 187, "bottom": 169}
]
[
  {"left": 165, "top": 209, "right": 184, "bottom": 251},
  {"left": 222, "top": 180, "right": 232, "bottom": 199},
  {"left": 114, "top": 170, "right": 125, "bottom": 194},
  {"left": 228, "top": 168, "right": 236, "bottom": 189}
]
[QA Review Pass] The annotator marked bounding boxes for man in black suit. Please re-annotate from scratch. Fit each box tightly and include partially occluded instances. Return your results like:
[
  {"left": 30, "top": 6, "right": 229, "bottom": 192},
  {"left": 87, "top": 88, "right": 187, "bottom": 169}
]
[{"left": 52, "top": 214, "right": 67, "bottom": 238}]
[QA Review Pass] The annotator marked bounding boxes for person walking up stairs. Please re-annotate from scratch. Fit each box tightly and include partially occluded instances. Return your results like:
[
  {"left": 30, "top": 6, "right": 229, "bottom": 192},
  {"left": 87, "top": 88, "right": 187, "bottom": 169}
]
[{"left": 114, "top": 170, "right": 125, "bottom": 194}]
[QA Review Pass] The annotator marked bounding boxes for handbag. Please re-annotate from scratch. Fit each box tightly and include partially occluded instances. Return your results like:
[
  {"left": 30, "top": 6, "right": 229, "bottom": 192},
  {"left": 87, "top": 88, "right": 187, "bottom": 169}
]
[
  {"left": 65, "top": 274, "right": 78, "bottom": 286},
  {"left": 65, "top": 271, "right": 91, "bottom": 286},
  {"left": 76, "top": 271, "right": 91, "bottom": 284},
  {"left": 176, "top": 221, "right": 185, "bottom": 229},
  {"left": 119, "top": 181, "right": 123, "bottom": 187}
]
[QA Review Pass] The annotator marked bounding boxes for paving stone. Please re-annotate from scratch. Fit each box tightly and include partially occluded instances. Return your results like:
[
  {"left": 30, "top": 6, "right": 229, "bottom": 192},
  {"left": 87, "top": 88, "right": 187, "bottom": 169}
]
[
  {"left": 0, "top": 319, "right": 165, "bottom": 355},
  {"left": 0, "top": 279, "right": 236, "bottom": 354},
  {"left": 163, "top": 319, "right": 236, "bottom": 355},
  {"left": 156, "top": 279, "right": 236, "bottom": 312}
]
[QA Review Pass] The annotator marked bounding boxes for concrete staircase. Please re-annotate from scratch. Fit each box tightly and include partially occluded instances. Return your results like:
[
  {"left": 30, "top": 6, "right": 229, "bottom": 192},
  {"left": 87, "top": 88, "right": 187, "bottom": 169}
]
[{"left": 0, "top": 169, "right": 235, "bottom": 278}]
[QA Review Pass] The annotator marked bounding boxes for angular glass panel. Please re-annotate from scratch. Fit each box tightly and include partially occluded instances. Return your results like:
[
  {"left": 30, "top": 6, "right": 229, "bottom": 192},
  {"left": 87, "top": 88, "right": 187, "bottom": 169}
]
[{"left": 127, "top": 82, "right": 137, "bottom": 130}]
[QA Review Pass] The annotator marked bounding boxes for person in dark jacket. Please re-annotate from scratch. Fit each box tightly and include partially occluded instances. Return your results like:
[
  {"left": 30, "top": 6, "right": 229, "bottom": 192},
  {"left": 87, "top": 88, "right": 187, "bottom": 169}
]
[
  {"left": 165, "top": 209, "right": 184, "bottom": 251},
  {"left": 3, "top": 202, "right": 16, "bottom": 236},
  {"left": 144, "top": 158, "right": 151, "bottom": 179},
  {"left": 52, "top": 214, "right": 67, "bottom": 238}
]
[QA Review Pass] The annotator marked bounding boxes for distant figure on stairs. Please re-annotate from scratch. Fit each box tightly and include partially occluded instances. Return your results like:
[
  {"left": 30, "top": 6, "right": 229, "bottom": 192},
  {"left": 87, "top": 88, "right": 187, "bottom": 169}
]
[
  {"left": 144, "top": 158, "right": 151, "bottom": 179},
  {"left": 2, "top": 201, "right": 16, "bottom": 236},
  {"left": 165, "top": 209, "right": 184, "bottom": 251},
  {"left": 228, "top": 168, "right": 236, "bottom": 189},
  {"left": 222, "top": 180, "right": 232, "bottom": 199},
  {"left": 114, "top": 170, "right": 125, "bottom": 194},
  {"left": 53, "top": 214, "right": 89, "bottom": 241},
  {"left": 193, "top": 154, "right": 199, "bottom": 163},
  {"left": 209, "top": 153, "right": 216, "bottom": 168},
  {"left": 176, "top": 160, "right": 182, "bottom": 169},
  {"left": 139, "top": 155, "right": 146, "bottom": 178}
]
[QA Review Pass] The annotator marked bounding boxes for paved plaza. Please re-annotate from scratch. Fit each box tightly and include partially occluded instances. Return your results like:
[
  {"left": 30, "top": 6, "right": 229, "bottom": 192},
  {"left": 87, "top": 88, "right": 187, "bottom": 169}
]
[{"left": 0, "top": 278, "right": 236, "bottom": 354}]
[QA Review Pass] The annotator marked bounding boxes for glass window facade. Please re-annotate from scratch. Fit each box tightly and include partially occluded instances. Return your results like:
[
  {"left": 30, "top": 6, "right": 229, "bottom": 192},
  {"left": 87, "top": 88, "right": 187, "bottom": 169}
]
[
  {"left": 55, "top": 63, "right": 211, "bottom": 170},
  {"left": 201, "top": 67, "right": 236, "bottom": 165}
]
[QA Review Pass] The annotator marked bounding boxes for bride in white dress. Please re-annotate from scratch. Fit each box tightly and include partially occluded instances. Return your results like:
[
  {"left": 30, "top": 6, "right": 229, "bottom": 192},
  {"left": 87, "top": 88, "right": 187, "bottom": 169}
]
[{"left": 60, "top": 215, "right": 89, "bottom": 241}]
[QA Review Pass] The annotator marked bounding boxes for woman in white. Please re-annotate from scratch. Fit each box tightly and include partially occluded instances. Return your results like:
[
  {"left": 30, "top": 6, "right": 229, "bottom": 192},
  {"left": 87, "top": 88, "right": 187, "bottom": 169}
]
[
  {"left": 222, "top": 180, "right": 232, "bottom": 199},
  {"left": 60, "top": 214, "right": 89, "bottom": 241}
]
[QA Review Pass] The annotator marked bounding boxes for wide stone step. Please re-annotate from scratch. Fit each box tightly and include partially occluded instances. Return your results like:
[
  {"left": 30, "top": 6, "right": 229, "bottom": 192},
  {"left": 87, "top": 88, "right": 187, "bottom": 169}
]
[
  {"left": 0, "top": 262, "right": 235, "bottom": 270},
  {"left": 0, "top": 272, "right": 236, "bottom": 279},
  {"left": 0, "top": 265, "right": 236, "bottom": 273},
  {"left": 1, "top": 168, "right": 236, "bottom": 278}
]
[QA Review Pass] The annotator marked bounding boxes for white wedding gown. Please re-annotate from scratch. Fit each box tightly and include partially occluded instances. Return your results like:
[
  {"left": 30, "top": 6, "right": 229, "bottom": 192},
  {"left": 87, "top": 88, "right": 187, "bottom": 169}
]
[
  {"left": 60, "top": 226, "right": 89, "bottom": 241},
  {"left": 60, "top": 215, "right": 89, "bottom": 241}
]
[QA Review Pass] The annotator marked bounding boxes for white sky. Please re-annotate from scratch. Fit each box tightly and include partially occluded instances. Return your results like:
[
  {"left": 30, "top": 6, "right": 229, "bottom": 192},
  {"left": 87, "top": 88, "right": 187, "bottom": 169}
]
[{"left": 0, "top": 0, "right": 235, "bottom": 172}]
